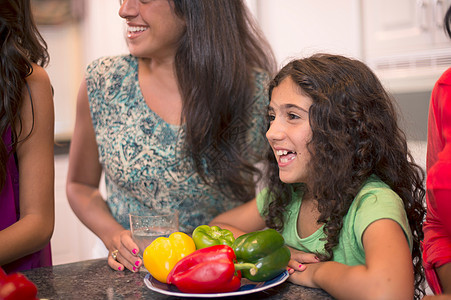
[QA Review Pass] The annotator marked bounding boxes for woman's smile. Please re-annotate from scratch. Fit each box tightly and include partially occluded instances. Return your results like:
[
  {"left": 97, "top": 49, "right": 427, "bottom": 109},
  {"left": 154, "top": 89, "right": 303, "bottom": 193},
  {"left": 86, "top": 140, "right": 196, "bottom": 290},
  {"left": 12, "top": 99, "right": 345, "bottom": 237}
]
[{"left": 126, "top": 25, "right": 149, "bottom": 38}]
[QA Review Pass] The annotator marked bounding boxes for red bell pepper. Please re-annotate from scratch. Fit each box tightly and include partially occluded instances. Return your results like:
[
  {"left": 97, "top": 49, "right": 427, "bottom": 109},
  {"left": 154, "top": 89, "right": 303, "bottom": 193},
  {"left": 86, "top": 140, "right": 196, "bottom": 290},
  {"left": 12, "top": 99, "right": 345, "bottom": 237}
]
[
  {"left": 0, "top": 267, "right": 38, "bottom": 300},
  {"left": 166, "top": 245, "right": 256, "bottom": 294}
]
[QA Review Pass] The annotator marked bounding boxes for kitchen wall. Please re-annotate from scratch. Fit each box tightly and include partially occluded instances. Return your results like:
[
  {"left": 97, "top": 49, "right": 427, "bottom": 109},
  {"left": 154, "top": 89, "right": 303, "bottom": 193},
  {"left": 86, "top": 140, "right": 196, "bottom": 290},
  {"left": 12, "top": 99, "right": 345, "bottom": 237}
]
[
  {"left": 43, "top": 0, "right": 441, "bottom": 265},
  {"left": 40, "top": 0, "right": 128, "bottom": 140},
  {"left": 257, "top": 0, "right": 362, "bottom": 64}
]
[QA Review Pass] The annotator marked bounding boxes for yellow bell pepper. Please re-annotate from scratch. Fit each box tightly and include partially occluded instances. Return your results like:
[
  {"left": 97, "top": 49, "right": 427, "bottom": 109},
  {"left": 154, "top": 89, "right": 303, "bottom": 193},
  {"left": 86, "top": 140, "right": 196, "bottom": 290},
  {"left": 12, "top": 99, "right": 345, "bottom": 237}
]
[{"left": 143, "top": 232, "right": 196, "bottom": 283}]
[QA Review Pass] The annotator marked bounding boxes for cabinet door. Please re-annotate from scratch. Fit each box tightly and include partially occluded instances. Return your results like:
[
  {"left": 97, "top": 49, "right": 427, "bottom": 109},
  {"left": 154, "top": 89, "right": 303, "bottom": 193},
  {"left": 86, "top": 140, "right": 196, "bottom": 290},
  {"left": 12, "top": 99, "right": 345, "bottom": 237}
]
[
  {"left": 51, "top": 155, "right": 104, "bottom": 265},
  {"left": 258, "top": 0, "right": 361, "bottom": 63},
  {"left": 363, "top": 0, "right": 434, "bottom": 57}
]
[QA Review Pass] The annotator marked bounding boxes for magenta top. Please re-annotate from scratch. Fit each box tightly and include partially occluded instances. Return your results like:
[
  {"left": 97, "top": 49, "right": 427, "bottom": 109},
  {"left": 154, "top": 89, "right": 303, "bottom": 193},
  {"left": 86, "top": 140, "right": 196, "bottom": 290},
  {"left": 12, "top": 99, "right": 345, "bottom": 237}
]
[{"left": 0, "top": 126, "right": 52, "bottom": 273}]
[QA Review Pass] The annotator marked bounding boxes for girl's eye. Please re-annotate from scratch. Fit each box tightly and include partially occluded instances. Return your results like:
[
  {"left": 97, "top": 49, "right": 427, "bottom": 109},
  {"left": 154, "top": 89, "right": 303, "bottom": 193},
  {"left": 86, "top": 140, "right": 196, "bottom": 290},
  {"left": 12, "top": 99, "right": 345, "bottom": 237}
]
[{"left": 268, "top": 114, "right": 275, "bottom": 122}]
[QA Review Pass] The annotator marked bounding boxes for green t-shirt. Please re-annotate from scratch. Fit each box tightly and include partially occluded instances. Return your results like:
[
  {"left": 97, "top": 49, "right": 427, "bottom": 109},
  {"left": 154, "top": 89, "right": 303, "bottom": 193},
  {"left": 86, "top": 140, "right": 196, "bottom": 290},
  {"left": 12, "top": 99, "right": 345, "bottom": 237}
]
[{"left": 256, "top": 175, "right": 412, "bottom": 266}]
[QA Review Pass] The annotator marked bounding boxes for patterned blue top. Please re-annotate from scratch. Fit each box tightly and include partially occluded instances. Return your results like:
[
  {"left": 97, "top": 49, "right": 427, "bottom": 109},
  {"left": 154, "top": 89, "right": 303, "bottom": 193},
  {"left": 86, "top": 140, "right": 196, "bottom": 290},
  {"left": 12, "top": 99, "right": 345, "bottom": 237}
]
[{"left": 86, "top": 55, "right": 270, "bottom": 233}]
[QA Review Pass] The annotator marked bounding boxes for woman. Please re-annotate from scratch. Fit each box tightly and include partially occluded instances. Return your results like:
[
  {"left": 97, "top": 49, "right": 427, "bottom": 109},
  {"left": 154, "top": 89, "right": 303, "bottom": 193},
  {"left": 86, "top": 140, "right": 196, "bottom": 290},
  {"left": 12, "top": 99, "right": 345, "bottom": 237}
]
[
  {"left": 66, "top": 0, "right": 275, "bottom": 273},
  {"left": 422, "top": 4, "right": 451, "bottom": 297},
  {"left": 0, "top": 0, "right": 55, "bottom": 273}
]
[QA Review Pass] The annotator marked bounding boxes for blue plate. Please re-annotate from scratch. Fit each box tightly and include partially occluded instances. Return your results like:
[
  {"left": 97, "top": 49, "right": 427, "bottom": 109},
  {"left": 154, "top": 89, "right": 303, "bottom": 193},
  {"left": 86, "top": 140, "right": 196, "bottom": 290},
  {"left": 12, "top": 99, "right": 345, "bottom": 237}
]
[{"left": 144, "top": 270, "right": 289, "bottom": 298}]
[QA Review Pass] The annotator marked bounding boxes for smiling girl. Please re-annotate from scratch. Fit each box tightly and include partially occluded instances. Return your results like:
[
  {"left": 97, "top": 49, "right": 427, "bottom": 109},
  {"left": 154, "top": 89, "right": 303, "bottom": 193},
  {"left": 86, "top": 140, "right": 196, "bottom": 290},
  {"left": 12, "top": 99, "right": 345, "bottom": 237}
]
[{"left": 211, "top": 54, "right": 426, "bottom": 300}]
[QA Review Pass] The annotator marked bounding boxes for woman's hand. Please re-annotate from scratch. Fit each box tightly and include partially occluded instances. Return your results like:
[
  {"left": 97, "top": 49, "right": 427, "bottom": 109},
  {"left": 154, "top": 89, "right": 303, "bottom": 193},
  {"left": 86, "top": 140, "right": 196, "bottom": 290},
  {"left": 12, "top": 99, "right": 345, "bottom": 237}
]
[{"left": 107, "top": 230, "right": 142, "bottom": 272}]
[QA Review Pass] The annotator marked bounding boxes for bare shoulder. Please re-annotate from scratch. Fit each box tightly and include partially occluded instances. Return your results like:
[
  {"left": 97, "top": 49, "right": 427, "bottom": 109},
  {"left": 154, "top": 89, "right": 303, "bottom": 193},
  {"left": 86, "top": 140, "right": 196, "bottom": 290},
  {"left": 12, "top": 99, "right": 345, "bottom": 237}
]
[
  {"left": 18, "top": 63, "right": 54, "bottom": 140},
  {"left": 23, "top": 64, "right": 54, "bottom": 111},
  {"left": 25, "top": 64, "right": 52, "bottom": 94}
]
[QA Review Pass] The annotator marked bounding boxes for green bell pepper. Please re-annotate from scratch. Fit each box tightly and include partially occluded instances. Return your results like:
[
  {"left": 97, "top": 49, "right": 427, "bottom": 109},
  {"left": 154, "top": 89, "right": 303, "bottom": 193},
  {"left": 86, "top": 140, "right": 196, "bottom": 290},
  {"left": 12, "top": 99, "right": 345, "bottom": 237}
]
[
  {"left": 192, "top": 225, "right": 235, "bottom": 249},
  {"left": 232, "top": 228, "right": 290, "bottom": 282}
]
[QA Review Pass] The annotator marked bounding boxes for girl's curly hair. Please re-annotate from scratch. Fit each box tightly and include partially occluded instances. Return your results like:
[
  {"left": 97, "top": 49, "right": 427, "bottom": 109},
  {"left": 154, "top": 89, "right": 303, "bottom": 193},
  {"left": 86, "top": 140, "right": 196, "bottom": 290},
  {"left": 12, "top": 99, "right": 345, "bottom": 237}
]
[{"left": 264, "top": 53, "right": 426, "bottom": 299}]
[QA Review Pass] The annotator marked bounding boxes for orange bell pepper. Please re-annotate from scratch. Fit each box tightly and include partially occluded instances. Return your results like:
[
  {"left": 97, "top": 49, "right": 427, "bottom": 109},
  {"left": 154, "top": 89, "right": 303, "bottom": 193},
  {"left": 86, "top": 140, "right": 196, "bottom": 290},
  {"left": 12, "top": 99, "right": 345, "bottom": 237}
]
[{"left": 143, "top": 232, "right": 196, "bottom": 283}]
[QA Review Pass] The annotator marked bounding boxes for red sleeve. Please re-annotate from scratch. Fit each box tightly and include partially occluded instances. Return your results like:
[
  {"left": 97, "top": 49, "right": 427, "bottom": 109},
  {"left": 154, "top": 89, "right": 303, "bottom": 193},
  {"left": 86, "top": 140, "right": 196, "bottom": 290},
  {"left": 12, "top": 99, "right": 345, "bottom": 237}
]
[{"left": 427, "top": 68, "right": 451, "bottom": 235}]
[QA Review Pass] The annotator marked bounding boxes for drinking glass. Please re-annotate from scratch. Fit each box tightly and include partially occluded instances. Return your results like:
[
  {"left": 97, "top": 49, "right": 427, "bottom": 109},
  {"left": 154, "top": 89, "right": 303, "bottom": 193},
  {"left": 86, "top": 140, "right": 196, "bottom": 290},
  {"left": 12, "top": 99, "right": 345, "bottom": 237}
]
[{"left": 129, "top": 209, "right": 179, "bottom": 256}]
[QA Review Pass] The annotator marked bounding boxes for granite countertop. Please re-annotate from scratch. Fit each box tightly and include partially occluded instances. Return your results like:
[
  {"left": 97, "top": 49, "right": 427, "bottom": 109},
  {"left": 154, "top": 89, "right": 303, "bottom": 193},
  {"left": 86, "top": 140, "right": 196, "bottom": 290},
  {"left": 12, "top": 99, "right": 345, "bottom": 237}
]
[{"left": 22, "top": 258, "right": 334, "bottom": 299}]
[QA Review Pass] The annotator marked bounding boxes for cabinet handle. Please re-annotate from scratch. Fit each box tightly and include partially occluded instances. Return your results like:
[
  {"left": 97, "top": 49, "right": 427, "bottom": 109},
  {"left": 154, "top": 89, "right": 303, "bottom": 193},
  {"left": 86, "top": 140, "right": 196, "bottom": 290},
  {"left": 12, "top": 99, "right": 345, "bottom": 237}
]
[{"left": 417, "top": 0, "right": 429, "bottom": 31}]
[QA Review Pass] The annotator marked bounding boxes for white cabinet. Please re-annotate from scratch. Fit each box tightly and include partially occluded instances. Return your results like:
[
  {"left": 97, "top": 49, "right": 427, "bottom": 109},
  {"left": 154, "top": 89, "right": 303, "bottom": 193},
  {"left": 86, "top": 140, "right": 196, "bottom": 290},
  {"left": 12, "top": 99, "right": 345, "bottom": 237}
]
[
  {"left": 51, "top": 155, "right": 106, "bottom": 265},
  {"left": 362, "top": 0, "right": 451, "bottom": 93},
  {"left": 363, "top": 0, "right": 450, "bottom": 57},
  {"left": 256, "top": 0, "right": 362, "bottom": 66}
]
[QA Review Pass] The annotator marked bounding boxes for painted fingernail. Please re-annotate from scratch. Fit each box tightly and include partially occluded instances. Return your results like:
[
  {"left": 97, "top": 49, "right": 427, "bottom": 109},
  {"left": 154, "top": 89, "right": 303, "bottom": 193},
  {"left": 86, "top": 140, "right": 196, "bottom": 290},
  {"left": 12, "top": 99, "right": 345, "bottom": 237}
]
[
  {"left": 299, "top": 264, "right": 303, "bottom": 268},
  {"left": 132, "top": 249, "right": 138, "bottom": 255},
  {"left": 135, "top": 261, "right": 140, "bottom": 267},
  {"left": 314, "top": 256, "right": 320, "bottom": 261},
  {"left": 118, "top": 266, "right": 122, "bottom": 271},
  {"left": 133, "top": 266, "right": 137, "bottom": 272},
  {"left": 288, "top": 268, "right": 293, "bottom": 272}
]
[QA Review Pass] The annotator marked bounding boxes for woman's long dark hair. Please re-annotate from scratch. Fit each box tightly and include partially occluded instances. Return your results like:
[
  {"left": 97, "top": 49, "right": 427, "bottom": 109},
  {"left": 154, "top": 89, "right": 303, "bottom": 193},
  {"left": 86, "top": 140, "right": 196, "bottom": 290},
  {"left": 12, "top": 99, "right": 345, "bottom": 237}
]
[
  {"left": 264, "top": 54, "right": 426, "bottom": 299},
  {"left": 0, "top": 0, "right": 49, "bottom": 189},
  {"left": 171, "top": 0, "right": 276, "bottom": 202}
]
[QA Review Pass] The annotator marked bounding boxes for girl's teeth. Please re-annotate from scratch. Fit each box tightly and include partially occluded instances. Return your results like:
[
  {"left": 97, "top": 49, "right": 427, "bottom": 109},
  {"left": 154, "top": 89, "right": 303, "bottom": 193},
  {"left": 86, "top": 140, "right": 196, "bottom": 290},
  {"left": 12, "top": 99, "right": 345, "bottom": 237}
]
[
  {"left": 276, "top": 149, "right": 296, "bottom": 163},
  {"left": 276, "top": 150, "right": 290, "bottom": 156},
  {"left": 280, "top": 156, "right": 295, "bottom": 163}
]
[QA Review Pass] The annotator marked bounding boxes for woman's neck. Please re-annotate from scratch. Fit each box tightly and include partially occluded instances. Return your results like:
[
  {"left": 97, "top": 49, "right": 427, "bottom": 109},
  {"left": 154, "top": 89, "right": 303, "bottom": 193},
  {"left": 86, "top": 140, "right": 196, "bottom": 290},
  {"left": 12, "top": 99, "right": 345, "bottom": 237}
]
[{"left": 138, "top": 57, "right": 183, "bottom": 125}]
